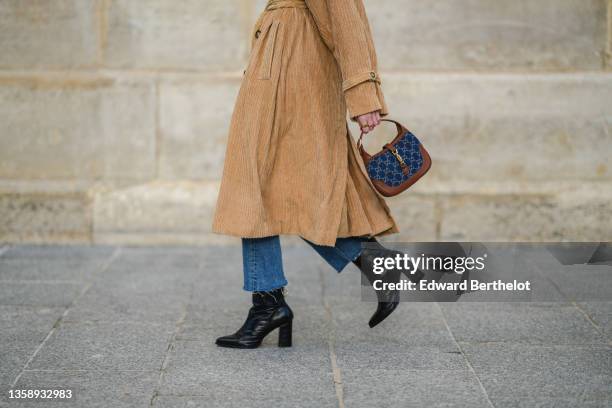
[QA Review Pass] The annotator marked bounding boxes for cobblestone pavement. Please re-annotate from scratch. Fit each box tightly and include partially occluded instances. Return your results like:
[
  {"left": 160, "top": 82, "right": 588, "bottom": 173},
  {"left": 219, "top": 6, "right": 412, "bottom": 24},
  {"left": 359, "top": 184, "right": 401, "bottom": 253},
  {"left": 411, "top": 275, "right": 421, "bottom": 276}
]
[{"left": 0, "top": 243, "right": 610, "bottom": 407}]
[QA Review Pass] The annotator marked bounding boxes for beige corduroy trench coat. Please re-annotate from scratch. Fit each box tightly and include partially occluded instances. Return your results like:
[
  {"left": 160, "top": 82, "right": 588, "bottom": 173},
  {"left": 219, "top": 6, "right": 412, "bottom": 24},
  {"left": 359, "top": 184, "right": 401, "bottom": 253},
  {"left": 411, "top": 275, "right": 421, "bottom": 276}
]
[{"left": 212, "top": 0, "right": 399, "bottom": 246}]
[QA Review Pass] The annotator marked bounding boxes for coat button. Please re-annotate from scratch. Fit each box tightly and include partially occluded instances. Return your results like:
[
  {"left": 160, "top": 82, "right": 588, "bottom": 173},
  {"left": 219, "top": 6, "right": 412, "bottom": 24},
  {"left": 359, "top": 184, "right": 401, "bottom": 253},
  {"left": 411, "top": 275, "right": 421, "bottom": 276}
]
[
  {"left": 370, "top": 72, "right": 377, "bottom": 79},
  {"left": 255, "top": 29, "right": 261, "bottom": 38}
]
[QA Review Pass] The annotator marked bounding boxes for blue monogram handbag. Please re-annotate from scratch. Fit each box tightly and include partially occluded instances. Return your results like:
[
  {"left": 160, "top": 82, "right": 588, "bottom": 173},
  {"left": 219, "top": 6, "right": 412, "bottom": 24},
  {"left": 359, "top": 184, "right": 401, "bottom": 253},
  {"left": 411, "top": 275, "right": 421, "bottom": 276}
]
[{"left": 357, "top": 119, "right": 432, "bottom": 197}]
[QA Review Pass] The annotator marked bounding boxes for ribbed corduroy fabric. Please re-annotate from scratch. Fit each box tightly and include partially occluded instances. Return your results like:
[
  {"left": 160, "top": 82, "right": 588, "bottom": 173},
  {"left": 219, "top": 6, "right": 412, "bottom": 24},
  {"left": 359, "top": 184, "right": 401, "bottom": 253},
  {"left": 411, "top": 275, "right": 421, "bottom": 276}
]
[{"left": 212, "top": 0, "right": 399, "bottom": 247}]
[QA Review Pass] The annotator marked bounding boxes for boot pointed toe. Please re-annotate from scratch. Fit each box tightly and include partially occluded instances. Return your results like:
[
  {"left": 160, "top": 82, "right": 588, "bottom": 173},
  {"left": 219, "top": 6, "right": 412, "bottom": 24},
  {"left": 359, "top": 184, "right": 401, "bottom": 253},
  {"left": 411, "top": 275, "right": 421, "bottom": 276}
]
[
  {"left": 368, "top": 300, "right": 399, "bottom": 328},
  {"left": 215, "top": 334, "right": 240, "bottom": 348}
]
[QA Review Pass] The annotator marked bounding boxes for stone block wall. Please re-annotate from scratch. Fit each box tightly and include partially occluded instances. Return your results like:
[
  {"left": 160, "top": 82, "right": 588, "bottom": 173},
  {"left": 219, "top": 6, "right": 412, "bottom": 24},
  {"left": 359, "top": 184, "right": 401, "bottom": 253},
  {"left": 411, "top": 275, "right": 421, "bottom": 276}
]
[{"left": 0, "top": 0, "right": 611, "bottom": 244}]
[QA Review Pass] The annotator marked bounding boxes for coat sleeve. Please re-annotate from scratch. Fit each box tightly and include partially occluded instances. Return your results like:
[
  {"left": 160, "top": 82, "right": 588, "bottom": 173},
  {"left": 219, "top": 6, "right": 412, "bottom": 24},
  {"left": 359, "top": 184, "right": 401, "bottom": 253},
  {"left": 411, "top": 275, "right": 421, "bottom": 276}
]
[{"left": 325, "top": 0, "right": 388, "bottom": 119}]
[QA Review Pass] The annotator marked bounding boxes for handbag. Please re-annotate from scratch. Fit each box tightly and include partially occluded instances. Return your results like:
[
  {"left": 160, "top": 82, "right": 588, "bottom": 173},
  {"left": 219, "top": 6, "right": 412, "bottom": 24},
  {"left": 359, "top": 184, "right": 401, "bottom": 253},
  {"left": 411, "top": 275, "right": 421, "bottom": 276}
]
[{"left": 357, "top": 119, "right": 432, "bottom": 197}]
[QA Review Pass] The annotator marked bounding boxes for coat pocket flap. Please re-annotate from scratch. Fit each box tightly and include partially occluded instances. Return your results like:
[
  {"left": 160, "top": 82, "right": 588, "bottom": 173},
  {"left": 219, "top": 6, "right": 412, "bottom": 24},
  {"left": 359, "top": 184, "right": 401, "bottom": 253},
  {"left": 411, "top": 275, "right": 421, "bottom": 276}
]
[{"left": 258, "top": 20, "right": 281, "bottom": 80}]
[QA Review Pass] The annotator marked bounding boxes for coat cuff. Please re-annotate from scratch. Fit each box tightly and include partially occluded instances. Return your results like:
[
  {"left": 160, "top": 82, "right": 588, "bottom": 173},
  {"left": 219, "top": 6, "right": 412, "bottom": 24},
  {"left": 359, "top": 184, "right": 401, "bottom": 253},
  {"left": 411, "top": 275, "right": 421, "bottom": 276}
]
[
  {"left": 345, "top": 79, "right": 389, "bottom": 120},
  {"left": 342, "top": 70, "right": 380, "bottom": 92}
]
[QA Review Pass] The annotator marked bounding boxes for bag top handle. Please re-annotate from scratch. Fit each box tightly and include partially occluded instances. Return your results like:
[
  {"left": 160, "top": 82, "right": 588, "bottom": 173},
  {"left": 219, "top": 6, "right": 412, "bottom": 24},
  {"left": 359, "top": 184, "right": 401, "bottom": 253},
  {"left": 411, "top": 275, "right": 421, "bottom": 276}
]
[{"left": 357, "top": 118, "right": 405, "bottom": 151}]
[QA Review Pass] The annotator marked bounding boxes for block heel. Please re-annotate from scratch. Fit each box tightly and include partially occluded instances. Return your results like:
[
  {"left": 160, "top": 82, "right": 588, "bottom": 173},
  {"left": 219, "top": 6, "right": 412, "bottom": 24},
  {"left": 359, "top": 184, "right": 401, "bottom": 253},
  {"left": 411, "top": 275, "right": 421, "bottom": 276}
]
[{"left": 278, "top": 320, "right": 293, "bottom": 347}]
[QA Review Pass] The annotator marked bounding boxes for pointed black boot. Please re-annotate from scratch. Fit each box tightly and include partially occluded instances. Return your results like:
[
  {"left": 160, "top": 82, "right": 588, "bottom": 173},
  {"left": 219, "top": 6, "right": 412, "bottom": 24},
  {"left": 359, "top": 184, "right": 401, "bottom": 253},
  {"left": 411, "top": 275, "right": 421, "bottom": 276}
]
[
  {"left": 353, "top": 238, "right": 425, "bottom": 328},
  {"left": 353, "top": 254, "right": 400, "bottom": 328},
  {"left": 215, "top": 288, "right": 293, "bottom": 349}
]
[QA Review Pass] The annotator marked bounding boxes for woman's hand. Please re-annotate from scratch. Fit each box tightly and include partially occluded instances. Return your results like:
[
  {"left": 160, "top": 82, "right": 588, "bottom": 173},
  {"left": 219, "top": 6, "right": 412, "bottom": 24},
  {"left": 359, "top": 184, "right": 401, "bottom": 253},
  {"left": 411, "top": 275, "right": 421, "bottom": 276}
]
[{"left": 356, "top": 110, "right": 381, "bottom": 133}]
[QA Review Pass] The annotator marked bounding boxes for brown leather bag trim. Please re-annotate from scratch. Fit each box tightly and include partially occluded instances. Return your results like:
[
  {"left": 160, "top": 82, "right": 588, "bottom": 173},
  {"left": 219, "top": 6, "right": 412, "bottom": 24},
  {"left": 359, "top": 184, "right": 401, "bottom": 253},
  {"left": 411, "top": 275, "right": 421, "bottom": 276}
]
[
  {"left": 358, "top": 119, "right": 432, "bottom": 197},
  {"left": 370, "top": 145, "right": 432, "bottom": 197}
]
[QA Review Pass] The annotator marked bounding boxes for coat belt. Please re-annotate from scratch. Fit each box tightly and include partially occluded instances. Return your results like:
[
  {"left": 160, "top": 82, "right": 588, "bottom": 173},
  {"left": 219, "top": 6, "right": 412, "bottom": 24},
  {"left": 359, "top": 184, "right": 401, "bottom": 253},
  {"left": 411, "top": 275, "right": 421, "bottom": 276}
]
[{"left": 266, "top": 0, "right": 307, "bottom": 10}]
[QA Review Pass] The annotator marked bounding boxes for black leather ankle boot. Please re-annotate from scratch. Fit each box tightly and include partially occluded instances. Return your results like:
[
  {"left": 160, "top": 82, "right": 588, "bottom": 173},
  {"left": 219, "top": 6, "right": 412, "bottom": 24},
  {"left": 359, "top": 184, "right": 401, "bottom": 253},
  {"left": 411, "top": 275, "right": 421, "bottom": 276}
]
[
  {"left": 215, "top": 288, "right": 293, "bottom": 349},
  {"left": 353, "top": 238, "right": 425, "bottom": 328}
]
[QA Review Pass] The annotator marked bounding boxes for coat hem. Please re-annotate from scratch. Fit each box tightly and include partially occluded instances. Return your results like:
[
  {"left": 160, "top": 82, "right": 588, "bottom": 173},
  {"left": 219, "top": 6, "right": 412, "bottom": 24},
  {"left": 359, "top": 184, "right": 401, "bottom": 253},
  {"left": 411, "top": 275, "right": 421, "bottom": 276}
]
[{"left": 211, "top": 220, "right": 397, "bottom": 247}]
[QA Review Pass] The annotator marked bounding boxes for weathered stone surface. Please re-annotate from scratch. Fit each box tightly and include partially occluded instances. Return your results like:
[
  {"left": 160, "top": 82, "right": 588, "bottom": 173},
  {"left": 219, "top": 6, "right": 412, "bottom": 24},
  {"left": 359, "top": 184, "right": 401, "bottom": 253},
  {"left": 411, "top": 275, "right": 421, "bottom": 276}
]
[
  {"left": 1, "top": 244, "right": 612, "bottom": 406},
  {"left": 0, "top": 76, "right": 156, "bottom": 180},
  {"left": 439, "top": 303, "right": 608, "bottom": 345},
  {"left": 92, "top": 181, "right": 232, "bottom": 245},
  {"left": 2, "top": 243, "right": 115, "bottom": 260},
  {"left": 0, "top": 305, "right": 64, "bottom": 395},
  {"left": 13, "top": 370, "right": 159, "bottom": 408},
  {"left": 0, "top": 257, "right": 104, "bottom": 281},
  {"left": 3, "top": 179, "right": 609, "bottom": 245},
  {"left": 1, "top": 0, "right": 606, "bottom": 72},
  {"left": 536, "top": 264, "right": 612, "bottom": 302},
  {"left": 342, "top": 369, "right": 491, "bottom": 408},
  {"left": 158, "top": 78, "right": 240, "bottom": 180},
  {"left": 158, "top": 339, "right": 334, "bottom": 399},
  {"left": 0, "top": 0, "right": 99, "bottom": 69},
  {"left": 0, "top": 192, "right": 90, "bottom": 243},
  {"left": 88, "top": 179, "right": 612, "bottom": 244},
  {"left": 439, "top": 184, "right": 612, "bottom": 241},
  {"left": 156, "top": 67, "right": 612, "bottom": 187},
  {"left": 365, "top": 0, "right": 607, "bottom": 71},
  {"left": 462, "top": 344, "right": 612, "bottom": 405},
  {"left": 153, "top": 394, "right": 335, "bottom": 408},
  {"left": 579, "top": 302, "right": 612, "bottom": 337},
  {"left": 29, "top": 321, "right": 175, "bottom": 370},
  {"left": 384, "top": 194, "right": 438, "bottom": 241},
  {"left": 608, "top": 0, "right": 612, "bottom": 70},
  {"left": 0, "top": 282, "right": 83, "bottom": 307},
  {"left": 105, "top": 0, "right": 249, "bottom": 70},
  {"left": 381, "top": 73, "right": 612, "bottom": 183}
]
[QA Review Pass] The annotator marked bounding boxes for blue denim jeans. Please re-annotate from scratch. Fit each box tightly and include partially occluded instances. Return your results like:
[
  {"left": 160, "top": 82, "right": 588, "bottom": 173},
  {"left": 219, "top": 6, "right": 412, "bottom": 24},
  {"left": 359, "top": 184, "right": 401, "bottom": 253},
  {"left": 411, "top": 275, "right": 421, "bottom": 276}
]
[{"left": 242, "top": 236, "right": 368, "bottom": 292}]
